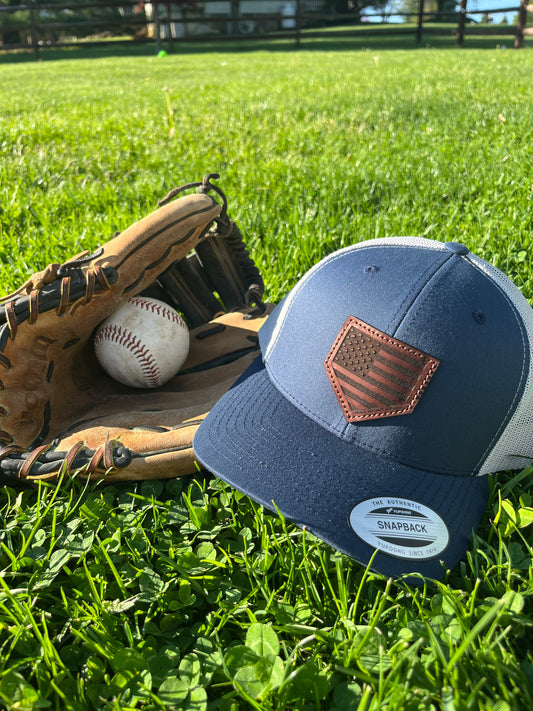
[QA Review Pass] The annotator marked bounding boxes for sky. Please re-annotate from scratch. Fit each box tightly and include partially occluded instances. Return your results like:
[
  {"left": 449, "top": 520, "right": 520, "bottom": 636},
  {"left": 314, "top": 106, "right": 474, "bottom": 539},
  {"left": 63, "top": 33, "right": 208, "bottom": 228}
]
[
  {"left": 462, "top": 0, "right": 518, "bottom": 22},
  {"left": 362, "top": 0, "right": 518, "bottom": 24}
]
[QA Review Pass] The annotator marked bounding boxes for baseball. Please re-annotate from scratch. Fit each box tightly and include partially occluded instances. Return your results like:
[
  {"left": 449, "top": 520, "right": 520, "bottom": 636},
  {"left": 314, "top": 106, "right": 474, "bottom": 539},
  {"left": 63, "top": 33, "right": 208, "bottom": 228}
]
[{"left": 94, "top": 296, "right": 189, "bottom": 389}]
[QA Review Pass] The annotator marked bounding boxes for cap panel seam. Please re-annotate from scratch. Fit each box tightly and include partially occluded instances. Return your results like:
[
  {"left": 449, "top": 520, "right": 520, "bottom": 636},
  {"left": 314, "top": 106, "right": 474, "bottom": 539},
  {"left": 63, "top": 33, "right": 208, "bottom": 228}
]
[
  {"left": 266, "top": 357, "right": 470, "bottom": 476},
  {"left": 385, "top": 252, "right": 453, "bottom": 334},
  {"left": 265, "top": 240, "right": 446, "bottom": 362},
  {"left": 348, "top": 255, "right": 460, "bottom": 452},
  {"left": 266, "top": 246, "right": 375, "bottom": 358},
  {"left": 385, "top": 252, "right": 527, "bottom": 476},
  {"left": 465, "top": 257, "right": 530, "bottom": 474},
  {"left": 265, "top": 359, "right": 337, "bottom": 431},
  {"left": 346, "top": 253, "right": 524, "bottom": 475},
  {"left": 343, "top": 434, "right": 474, "bottom": 476}
]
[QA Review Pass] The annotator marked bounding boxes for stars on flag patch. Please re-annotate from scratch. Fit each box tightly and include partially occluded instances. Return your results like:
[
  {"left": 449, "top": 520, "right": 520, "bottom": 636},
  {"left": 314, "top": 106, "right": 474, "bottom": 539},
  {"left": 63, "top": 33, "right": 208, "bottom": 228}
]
[{"left": 324, "top": 316, "right": 439, "bottom": 422}]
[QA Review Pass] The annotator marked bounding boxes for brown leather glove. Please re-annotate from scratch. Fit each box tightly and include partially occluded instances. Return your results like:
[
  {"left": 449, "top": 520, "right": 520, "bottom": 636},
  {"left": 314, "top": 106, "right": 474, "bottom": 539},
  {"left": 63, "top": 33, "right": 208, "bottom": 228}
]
[{"left": 0, "top": 175, "right": 272, "bottom": 484}]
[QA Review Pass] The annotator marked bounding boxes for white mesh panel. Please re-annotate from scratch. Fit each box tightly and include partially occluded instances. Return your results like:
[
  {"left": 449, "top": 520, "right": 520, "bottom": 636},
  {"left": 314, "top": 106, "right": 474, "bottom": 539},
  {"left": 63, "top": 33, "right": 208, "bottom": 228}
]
[
  {"left": 466, "top": 254, "right": 533, "bottom": 475},
  {"left": 351, "top": 236, "right": 447, "bottom": 250}
]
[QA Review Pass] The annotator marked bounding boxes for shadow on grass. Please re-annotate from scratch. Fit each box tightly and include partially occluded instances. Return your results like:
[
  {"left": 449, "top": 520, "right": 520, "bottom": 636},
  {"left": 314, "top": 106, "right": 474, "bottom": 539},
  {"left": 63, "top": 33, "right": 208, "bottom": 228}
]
[{"left": 0, "top": 26, "right": 530, "bottom": 63}]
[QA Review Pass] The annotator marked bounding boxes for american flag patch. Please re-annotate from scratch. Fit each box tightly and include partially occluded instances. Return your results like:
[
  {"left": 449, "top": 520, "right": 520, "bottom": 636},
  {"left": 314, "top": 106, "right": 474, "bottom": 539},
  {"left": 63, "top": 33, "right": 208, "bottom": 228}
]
[{"left": 324, "top": 317, "right": 439, "bottom": 422}]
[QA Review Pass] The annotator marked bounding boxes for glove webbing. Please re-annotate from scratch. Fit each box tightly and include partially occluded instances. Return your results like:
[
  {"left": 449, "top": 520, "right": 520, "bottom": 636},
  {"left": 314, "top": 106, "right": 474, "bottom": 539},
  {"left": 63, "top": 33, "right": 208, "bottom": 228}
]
[{"left": 153, "top": 220, "right": 266, "bottom": 328}]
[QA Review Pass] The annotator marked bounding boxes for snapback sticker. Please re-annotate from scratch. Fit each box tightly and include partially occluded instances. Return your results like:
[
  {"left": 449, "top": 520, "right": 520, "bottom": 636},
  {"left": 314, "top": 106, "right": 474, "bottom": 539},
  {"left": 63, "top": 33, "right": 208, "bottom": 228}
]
[
  {"left": 324, "top": 316, "right": 439, "bottom": 422},
  {"left": 349, "top": 498, "right": 449, "bottom": 560}
]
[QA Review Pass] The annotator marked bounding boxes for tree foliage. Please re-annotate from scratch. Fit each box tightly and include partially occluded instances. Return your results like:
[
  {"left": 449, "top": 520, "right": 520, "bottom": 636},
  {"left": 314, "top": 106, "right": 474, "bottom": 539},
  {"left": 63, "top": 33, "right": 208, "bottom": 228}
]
[
  {"left": 399, "top": 0, "right": 456, "bottom": 21},
  {"left": 0, "top": 0, "right": 146, "bottom": 45}
]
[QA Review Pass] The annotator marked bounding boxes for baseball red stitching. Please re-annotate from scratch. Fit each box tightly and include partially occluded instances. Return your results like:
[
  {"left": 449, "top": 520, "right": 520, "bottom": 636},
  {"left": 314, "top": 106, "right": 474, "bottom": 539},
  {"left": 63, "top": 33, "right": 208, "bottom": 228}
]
[
  {"left": 129, "top": 297, "right": 186, "bottom": 329},
  {"left": 94, "top": 325, "right": 161, "bottom": 387}
]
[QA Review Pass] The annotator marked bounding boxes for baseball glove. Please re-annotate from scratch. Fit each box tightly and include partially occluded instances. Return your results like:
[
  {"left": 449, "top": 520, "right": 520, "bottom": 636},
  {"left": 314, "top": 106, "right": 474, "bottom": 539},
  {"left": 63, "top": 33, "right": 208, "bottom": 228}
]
[{"left": 0, "top": 174, "right": 272, "bottom": 485}]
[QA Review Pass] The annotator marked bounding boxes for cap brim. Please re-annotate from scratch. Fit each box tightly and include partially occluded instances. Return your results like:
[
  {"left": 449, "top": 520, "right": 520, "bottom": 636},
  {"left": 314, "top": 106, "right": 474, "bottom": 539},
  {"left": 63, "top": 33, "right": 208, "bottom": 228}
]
[{"left": 193, "top": 355, "right": 489, "bottom": 581}]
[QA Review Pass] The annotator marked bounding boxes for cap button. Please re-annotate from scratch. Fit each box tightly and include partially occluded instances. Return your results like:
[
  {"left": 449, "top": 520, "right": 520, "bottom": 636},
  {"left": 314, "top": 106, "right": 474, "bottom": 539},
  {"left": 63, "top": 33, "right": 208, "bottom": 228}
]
[{"left": 445, "top": 242, "right": 469, "bottom": 255}]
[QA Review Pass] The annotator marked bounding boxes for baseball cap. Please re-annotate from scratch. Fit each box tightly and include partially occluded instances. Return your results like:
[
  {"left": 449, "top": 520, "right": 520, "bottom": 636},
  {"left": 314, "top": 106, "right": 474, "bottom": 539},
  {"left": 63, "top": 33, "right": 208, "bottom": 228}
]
[{"left": 193, "top": 237, "right": 533, "bottom": 580}]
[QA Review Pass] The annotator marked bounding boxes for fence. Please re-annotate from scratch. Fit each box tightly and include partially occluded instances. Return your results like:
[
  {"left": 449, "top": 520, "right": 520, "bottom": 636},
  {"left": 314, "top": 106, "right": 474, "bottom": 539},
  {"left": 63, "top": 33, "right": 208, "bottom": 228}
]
[{"left": 0, "top": 0, "right": 530, "bottom": 59}]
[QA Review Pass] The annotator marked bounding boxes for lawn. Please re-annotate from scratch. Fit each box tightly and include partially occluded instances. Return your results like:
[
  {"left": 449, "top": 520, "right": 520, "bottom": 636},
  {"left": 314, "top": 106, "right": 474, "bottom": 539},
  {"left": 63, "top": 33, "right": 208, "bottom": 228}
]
[{"left": 0, "top": 41, "right": 533, "bottom": 710}]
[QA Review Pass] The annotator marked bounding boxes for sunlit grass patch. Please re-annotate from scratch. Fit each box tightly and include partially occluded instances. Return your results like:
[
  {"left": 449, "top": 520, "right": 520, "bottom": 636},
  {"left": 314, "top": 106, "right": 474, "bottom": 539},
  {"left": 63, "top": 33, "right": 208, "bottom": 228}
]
[{"left": 0, "top": 46, "right": 532, "bottom": 710}]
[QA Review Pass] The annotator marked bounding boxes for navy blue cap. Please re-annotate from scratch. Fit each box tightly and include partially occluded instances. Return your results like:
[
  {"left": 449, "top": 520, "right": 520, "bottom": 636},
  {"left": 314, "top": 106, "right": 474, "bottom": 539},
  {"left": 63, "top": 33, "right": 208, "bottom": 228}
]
[{"left": 194, "top": 237, "right": 533, "bottom": 580}]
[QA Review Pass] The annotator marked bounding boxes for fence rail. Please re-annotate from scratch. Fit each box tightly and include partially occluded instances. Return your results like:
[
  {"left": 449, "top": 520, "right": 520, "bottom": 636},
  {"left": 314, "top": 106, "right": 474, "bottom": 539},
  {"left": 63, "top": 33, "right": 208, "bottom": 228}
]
[{"left": 0, "top": 0, "right": 529, "bottom": 59}]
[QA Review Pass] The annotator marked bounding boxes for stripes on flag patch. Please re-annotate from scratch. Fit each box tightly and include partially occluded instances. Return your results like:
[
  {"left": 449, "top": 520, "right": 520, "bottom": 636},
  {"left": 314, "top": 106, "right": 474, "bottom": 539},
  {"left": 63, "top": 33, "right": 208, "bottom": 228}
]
[{"left": 324, "top": 316, "right": 439, "bottom": 422}]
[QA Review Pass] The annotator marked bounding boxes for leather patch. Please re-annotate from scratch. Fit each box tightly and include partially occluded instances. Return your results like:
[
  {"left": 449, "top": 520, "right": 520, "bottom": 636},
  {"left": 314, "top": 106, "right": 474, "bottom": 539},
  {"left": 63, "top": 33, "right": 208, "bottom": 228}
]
[{"left": 324, "top": 316, "right": 439, "bottom": 422}]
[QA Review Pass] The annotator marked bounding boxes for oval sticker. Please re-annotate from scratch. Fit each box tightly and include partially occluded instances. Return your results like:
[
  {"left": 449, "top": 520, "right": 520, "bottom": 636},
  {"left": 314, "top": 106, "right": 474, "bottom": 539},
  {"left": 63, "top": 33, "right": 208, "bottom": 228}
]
[{"left": 349, "top": 497, "right": 449, "bottom": 560}]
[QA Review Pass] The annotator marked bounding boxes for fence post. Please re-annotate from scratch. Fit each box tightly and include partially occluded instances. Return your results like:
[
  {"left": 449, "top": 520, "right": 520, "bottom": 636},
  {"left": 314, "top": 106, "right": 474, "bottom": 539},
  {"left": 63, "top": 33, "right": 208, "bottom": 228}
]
[
  {"left": 456, "top": 0, "right": 467, "bottom": 47},
  {"left": 153, "top": 2, "right": 162, "bottom": 53},
  {"left": 231, "top": 0, "right": 239, "bottom": 36},
  {"left": 29, "top": 0, "right": 41, "bottom": 61},
  {"left": 416, "top": 0, "right": 424, "bottom": 43},
  {"left": 514, "top": 0, "right": 527, "bottom": 48},
  {"left": 295, "top": 0, "right": 301, "bottom": 48},
  {"left": 165, "top": 2, "right": 175, "bottom": 52}
]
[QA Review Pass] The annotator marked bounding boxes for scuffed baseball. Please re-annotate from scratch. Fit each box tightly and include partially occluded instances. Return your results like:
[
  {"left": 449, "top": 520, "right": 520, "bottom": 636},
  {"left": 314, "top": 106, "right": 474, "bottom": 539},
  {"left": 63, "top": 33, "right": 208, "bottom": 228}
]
[{"left": 94, "top": 296, "right": 189, "bottom": 389}]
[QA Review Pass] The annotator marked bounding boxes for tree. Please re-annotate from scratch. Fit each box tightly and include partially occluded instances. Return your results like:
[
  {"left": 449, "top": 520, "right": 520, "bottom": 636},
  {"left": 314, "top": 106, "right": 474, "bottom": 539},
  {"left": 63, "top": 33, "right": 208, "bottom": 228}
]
[
  {"left": 0, "top": 0, "right": 28, "bottom": 44},
  {"left": 0, "top": 0, "right": 148, "bottom": 47},
  {"left": 372, "top": 0, "right": 393, "bottom": 21},
  {"left": 399, "top": 0, "right": 456, "bottom": 21},
  {"left": 330, "top": 0, "right": 396, "bottom": 21}
]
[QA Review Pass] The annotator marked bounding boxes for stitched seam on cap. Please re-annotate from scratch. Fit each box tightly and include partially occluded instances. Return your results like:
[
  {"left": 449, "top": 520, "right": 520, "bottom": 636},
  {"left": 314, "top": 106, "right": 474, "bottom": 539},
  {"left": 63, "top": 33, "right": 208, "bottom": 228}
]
[
  {"left": 265, "top": 248, "right": 355, "bottom": 359},
  {"left": 266, "top": 359, "right": 468, "bottom": 476},
  {"left": 386, "top": 253, "right": 453, "bottom": 333},
  {"left": 265, "top": 239, "right": 445, "bottom": 361},
  {"left": 466, "top": 257, "right": 529, "bottom": 474},
  {"left": 265, "top": 360, "right": 342, "bottom": 432}
]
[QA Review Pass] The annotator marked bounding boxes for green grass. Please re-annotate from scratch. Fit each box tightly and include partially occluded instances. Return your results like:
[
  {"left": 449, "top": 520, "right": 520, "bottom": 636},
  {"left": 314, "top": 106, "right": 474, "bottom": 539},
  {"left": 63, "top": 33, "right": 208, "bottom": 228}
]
[{"left": 0, "top": 42, "right": 533, "bottom": 710}]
